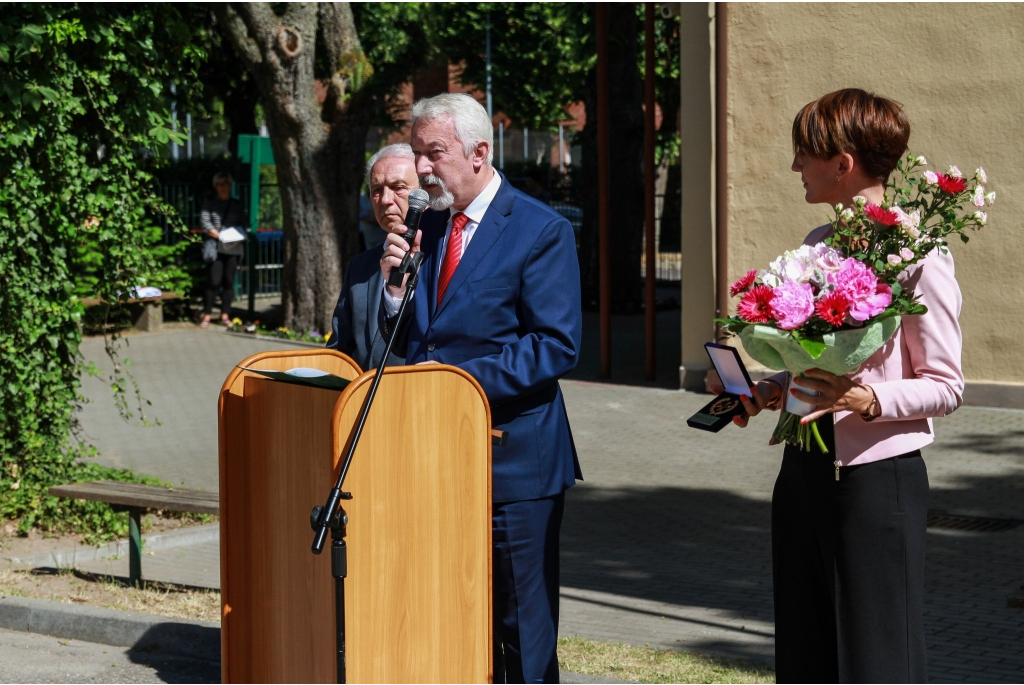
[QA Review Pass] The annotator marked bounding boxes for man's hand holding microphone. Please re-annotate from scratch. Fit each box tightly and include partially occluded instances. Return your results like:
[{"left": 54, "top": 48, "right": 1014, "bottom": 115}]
[{"left": 380, "top": 188, "right": 429, "bottom": 299}]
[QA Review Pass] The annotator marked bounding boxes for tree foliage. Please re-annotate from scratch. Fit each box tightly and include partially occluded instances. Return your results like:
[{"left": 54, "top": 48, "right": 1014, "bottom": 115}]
[
  {"left": 0, "top": 4, "right": 199, "bottom": 537},
  {"left": 432, "top": 3, "right": 593, "bottom": 130}
]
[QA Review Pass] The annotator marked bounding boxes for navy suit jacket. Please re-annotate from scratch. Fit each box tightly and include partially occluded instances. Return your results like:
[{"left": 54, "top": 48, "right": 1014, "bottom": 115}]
[
  {"left": 406, "top": 174, "right": 583, "bottom": 502},
  {"left": 328, "top": 245, "right": 406, "bottom": 370}
]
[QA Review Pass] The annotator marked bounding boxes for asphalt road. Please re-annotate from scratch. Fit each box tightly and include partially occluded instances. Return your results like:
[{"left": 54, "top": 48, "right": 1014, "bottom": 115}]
[{"left": 0, "top": 628, "right": 219, "bottom": 684}]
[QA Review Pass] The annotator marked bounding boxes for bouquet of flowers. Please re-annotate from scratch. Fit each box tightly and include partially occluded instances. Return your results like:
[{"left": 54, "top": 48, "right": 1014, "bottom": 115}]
[{"left": 717, "top": 155, "right": 993, "bottom": 452}]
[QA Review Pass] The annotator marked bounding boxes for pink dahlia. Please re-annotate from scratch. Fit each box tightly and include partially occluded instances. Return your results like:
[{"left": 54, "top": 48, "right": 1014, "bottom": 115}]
[
  {"left": 864, "top": 204, "right": 900, "bottom": 226},
  {"left": 828, "top": 259, "right": 892, "bottom": 321},
  {"left": 730, "top": 269, "right": 758, "bottom": 297},
  {"left": 770, "top": 281, "right": 815, "bottom": 331},
  {"left": 936, "top": 174, "right": 969, "bottom": 194},
  {"left": 737, "top": 285, "right": 776, "bottom": 324},
  {"left": 814, "top": 290, "right": 851, "bottom": 327}
]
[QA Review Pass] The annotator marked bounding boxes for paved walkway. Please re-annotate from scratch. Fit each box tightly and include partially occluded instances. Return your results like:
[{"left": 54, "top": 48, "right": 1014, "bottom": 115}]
[{"left": 35, "top": 327, "right": 1024, "bottom": 680}]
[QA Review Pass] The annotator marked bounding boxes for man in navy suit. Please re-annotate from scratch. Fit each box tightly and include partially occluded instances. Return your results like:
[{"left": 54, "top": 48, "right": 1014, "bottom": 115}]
[
  {"left": 327, "top": 144, "right": 418, "bottom": 369},
  {"left": 381, "top": 93, "right": 582, "bottom": 683}
]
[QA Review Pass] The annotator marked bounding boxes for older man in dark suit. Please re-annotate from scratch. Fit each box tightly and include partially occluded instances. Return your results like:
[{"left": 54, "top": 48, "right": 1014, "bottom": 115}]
[{"left": 327, "top": 144, "right": 418, "bottom": 369}]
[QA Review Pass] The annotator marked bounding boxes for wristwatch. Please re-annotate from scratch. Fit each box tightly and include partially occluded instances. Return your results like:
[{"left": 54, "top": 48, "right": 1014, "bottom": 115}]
[{"left": 861, "top": 390, "right": 880, "bottom": 420}]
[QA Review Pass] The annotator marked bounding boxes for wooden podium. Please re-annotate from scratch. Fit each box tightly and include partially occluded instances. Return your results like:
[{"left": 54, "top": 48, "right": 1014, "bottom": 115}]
[{"left": 219, "top": 349, "right": 492, "bottom": 683}]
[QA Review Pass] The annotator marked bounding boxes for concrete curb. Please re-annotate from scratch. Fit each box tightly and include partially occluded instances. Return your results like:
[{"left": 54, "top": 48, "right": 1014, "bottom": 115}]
[
  {"left": 0, "top": 595, "right": 220, "bottom": 663},
  {"left": 222, "top": 329, "right": 324, "bottom": 348},
  {"left": 5, "top": 523, "right": 220, "bottom": 569},
  {"left": 0, "top": 595, "right": 634, "bottom": 682}
]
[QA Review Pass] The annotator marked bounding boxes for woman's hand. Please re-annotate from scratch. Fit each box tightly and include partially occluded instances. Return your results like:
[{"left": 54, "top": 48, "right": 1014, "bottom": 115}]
[
  {"left": 790, "top": 368, "right": 876, "bottom": 423},
  {"left": 707, "top": 373, "right": 783, "bottom": 428},
  {"left": 207, "top": 229, "right": 220, "bottom": 240}
]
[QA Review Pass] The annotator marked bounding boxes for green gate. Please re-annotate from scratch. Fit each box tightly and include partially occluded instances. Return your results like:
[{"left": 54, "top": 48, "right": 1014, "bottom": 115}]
[{"left": 237, "top": 134, "right": 278, "bottom": 316}]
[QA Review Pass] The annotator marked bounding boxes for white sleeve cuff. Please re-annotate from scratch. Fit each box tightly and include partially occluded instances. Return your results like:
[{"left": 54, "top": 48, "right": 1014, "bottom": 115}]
[{"left": 382, "top": 284, "right": 409, "bottom": 317}]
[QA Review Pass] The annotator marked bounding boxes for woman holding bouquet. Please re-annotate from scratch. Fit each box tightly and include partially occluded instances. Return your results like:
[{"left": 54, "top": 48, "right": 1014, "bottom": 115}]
[{"left": 726, "top": 89, "right": 964, "bottom": 683}]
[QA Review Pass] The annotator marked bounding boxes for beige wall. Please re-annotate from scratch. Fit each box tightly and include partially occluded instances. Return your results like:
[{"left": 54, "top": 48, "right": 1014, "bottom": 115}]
[
  {"left": 679, "top": 3, "right": 717, "bottom": 388},
  {"left": 721, "top": 3, "right": 1024, "bottom": 384}
]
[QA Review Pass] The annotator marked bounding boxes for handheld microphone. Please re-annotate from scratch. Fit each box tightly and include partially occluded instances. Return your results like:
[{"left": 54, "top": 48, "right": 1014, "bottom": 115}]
[{"left": 388, "top": 188, "right": 430, "bottom": 288}]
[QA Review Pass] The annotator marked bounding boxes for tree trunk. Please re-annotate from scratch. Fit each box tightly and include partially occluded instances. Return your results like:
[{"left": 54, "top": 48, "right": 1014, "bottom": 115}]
[
  {"left": 214, "top": 2, "right": 365, "bottom": 333},
  {"left": 580, "top": 4, "right": 646, "bottom": 313}
]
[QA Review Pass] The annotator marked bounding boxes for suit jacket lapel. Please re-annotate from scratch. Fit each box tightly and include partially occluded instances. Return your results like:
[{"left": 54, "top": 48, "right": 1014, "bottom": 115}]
[
  {"left": 367, "top": 267, "right": 384, "bottom": 362},
  {"left": 432, "top": 177, "right": 513, "bottom": 323}
]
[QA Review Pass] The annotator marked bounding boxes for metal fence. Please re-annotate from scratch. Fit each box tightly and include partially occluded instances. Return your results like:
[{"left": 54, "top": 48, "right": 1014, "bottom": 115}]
[
  {"left": 641, "top": 192, "right": 682, "bottom": 284},
  {"left": 160, "top": 182, "right": 285, "bottom": 300},
  {"left": 162, "top": 181, "right": 682, "bottom": 301}
]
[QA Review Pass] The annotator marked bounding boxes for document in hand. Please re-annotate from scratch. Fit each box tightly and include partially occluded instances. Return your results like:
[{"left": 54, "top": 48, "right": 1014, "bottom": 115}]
[
  {"left": 238, "top": 366, "right": 351, "bottom": 391},
  {"left": 218, "top": 227, "right": 246, "bottom": 244}
]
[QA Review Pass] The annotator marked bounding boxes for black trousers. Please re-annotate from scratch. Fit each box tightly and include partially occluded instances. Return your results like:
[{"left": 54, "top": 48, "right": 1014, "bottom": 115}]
[
  {"left": 772, "top": 415, "right": 929, "bottom": 683},
  {"left": 204, "top": 253, "right": 238, "bottom": 315}
]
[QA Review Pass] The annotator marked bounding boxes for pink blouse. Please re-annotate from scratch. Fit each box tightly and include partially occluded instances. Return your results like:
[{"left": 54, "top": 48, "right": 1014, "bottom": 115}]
[{"left": 772, "top": 225, "right": 964, "bottom": 466}]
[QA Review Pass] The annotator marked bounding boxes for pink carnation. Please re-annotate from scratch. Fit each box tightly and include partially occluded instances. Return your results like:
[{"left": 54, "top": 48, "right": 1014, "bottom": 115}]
[
  {"left": 828, "top": 259, "right": 892, "bottom": 321},
  {"left": 770, "top": 281, "right": 815, "bottom": 331}
]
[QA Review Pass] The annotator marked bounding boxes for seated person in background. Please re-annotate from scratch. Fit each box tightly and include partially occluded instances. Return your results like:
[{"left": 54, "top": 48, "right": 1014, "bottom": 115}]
[{"left": 327, "top": 144, "right": 418, "bottom": 369}]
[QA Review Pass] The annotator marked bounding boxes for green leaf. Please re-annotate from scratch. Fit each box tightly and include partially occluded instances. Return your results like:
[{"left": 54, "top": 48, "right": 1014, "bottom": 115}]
[{"left": 798, "top": 338, "right": 827, "bottom": 359}]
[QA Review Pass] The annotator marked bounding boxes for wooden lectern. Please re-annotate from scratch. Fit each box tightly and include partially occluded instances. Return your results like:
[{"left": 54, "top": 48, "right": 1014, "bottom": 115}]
[{"left": 219, "top": 349, "right": 492, "bottom": 683}]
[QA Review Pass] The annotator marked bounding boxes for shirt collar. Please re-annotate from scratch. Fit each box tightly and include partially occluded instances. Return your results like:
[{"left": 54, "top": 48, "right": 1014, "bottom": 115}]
[{"left": 450, "top": 170, "right": 502, "bottom": 225}]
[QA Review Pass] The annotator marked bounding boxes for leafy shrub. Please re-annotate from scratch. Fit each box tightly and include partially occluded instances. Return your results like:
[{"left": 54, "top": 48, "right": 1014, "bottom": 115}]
[{"left": 0, "top": 7, "right": 202, "bottom": 539}]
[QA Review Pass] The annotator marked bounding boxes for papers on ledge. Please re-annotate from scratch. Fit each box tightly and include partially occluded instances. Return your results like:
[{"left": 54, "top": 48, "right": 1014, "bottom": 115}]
[{"left": 239, "top": 366, "right": 351, "bottom": 392}]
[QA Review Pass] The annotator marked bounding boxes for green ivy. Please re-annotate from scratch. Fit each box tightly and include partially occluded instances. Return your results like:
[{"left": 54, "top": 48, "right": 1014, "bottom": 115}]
[{"left": 0, "top": 6, "right": 202, "bottom": 540}]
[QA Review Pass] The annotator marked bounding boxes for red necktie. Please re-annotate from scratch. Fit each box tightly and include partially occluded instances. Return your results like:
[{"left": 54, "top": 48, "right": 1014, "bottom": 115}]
[{"left": 437, "top": 212, "right": 469, "bottom": 305}]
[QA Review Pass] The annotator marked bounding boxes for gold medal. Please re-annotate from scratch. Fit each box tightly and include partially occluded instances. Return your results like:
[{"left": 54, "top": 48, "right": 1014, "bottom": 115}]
[{"left": 709, "top": 397, "right": 739, "bottom": 416}]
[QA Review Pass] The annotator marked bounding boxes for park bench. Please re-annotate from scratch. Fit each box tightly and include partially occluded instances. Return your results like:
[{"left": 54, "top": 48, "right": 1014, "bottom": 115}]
[
  {"left": 48, "top": 480, "right": 218, "bottom": 586},
  {"left": 81, "top": 292, "right": 182, "bottom": 333}
]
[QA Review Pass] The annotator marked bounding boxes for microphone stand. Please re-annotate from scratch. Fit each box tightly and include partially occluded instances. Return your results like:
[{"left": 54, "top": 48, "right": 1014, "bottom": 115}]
[{"left": 309, "top": 255, "right": 423, "bottom": 684}]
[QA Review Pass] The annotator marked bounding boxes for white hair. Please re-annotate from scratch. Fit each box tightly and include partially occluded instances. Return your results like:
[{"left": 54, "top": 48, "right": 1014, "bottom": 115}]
[
  {"left": 364, "top": 143, "right": 415, "bottom": 190},
  {"left": 411, "top": 93, "right": 494, "bottom": 165}
]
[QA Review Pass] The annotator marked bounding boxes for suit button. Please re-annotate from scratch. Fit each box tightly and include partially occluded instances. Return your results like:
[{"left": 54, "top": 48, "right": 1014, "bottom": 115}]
[{"left": 427, "top": 343, "right": 435, "bottom": 352}]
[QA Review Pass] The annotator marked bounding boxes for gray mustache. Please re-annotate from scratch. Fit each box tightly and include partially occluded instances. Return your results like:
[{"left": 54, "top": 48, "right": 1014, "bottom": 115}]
[{"left": 419, "top": 174, "right": 447, "bottom": 190}]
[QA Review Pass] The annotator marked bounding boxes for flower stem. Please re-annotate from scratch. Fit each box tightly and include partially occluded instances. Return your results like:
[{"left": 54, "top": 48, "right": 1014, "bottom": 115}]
[{"left": 810, "top": 420, "right": 828, "bottom": 454}]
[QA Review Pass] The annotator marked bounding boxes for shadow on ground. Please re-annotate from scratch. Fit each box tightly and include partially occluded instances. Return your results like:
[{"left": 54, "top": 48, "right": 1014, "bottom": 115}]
[
  {"left": 561, "top": 474, "right": 1024, "bottom": 680},
  {"left": 562, "top": 485, "right": 774, "bottom": 624}
]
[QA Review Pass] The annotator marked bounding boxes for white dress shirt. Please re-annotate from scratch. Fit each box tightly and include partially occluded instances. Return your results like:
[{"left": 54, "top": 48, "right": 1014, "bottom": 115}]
[{"left": 383, "top": 171, "right": 502, "bottom": 315}]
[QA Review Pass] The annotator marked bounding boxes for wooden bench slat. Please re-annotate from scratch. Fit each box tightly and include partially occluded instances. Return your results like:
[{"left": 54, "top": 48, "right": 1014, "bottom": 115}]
[
  {"left": 80, "top": 293, "right": 182, "bottom": 308},
  {"left": 48, "top": 481, "right": 219, "bottom": 516}
]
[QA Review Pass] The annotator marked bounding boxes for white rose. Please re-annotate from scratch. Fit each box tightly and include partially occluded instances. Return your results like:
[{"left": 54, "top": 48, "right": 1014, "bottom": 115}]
[
  {"left": 900, "top": 247, "right": 914, "bottom": 261},
  {"left": 853, "top": 195, "right": 868, "bottom": 207},
  {"left": 948, "top": 165, "right": 963, "bottom": 178},
  {"left": 915, "top": 155, "right": 927, "bottom": 165},
  {"left": 985, "top": 191, "right": 996, "bottom": 206},
  {"left": 923, "top": 170, "right": 939, "bottom": 185},
  {"left": 975, "top": 167, "right": 987, "bottom": 183},
  {"left": 973, "top": 211, "right": 988, "bottom": 225},
  {"left": 887, "top": 254, "right": 902, "bottom": 266},
  {"left": 972, "top": 186, "right": 986, "bottom": 207},
  {"left": 759, "top": 270, "right": 781, "bottom": 288}
]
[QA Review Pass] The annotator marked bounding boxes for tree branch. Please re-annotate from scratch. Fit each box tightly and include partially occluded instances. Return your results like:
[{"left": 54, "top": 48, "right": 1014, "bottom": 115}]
[
  {"left": 318, "top": 3, "right": 366, "bottom": 118},
  {"left": 212, "top": 4, "right": 263, "bottom": 71},
  {"left": 319, "top": 3, "right": 361, "bottom": 65}
]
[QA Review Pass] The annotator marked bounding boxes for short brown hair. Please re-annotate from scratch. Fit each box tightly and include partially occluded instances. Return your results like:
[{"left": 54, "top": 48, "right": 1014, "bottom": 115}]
[{"left": 792, "top": 89, "right": 910, "bottom": 180}]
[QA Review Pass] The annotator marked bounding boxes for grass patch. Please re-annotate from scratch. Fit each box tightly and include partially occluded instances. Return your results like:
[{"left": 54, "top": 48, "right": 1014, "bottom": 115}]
[
  {"left": 557, "top": 636, "right": 775, "bottom": 684},
  {"left": 0, "top": 567, "right": 220, "bottom": 623}
]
